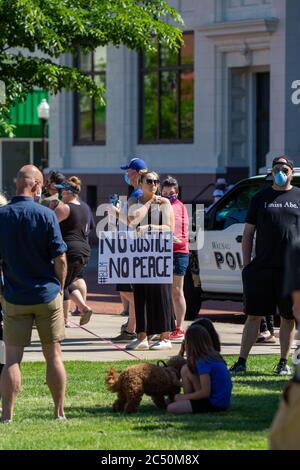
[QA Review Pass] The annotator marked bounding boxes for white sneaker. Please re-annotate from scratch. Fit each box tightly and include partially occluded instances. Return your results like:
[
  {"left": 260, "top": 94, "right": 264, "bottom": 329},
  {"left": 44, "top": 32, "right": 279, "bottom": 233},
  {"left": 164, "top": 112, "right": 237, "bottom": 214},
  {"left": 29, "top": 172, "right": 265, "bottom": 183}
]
[
  {"left": 56, "top": 415, "right": 67, "bottom": 421},
  {"left": 126, "top": 338, "right": 149, "bottom": 350},
  {"left": 148, "top": 334, "right": 160, "bottom": 342},
  {"left": 150, "top": 340, "right": 172, "bottom": 350}
]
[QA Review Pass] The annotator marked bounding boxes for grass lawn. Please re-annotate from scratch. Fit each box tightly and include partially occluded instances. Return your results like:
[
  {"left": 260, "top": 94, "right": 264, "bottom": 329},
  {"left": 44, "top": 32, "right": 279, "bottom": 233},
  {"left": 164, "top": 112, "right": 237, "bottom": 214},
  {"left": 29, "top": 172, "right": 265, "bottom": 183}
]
[{"left": 0, "top": 355, "right": 289, "bottom": 450}]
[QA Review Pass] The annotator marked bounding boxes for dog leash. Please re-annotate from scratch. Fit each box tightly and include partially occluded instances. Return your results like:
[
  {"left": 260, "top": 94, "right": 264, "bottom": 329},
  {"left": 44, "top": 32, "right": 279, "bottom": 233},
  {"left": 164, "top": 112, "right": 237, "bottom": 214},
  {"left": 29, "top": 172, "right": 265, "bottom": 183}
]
[{"left": 67, "top": 319, "right": 141, "bottom": 360}]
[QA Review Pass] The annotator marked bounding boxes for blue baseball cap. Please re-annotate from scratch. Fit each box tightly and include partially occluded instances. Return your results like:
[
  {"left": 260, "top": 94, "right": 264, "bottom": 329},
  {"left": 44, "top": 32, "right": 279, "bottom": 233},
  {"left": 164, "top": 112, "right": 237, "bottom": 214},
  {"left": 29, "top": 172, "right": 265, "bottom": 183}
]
[{"left": 120, "top": 158, "right": 147, "bottom": 172}]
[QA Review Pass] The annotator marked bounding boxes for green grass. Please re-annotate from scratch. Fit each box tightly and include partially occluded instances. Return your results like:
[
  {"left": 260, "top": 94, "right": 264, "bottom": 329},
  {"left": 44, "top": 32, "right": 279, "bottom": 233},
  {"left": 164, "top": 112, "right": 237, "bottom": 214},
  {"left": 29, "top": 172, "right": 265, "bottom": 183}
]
[{"left": 0, "top": 355, "right": 289, "bottom": 450}]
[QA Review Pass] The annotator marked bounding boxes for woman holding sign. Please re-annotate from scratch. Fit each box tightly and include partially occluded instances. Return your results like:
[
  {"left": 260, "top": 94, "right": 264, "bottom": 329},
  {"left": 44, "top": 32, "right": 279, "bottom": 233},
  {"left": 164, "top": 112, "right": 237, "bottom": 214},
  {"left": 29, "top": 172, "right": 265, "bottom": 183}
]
[{"left": 126, "top": 171, "right": 176, "bottom": 351}]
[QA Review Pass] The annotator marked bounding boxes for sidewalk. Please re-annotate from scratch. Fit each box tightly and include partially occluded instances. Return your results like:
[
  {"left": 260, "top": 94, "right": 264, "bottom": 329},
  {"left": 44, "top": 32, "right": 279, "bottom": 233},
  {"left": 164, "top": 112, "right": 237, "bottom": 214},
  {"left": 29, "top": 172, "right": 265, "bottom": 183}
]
[
  {"left": 22, "top": 247, "right": 282, "bottom": 362},
  {"left": 24, "top": 315, "right": 281, "bottom": 363}
]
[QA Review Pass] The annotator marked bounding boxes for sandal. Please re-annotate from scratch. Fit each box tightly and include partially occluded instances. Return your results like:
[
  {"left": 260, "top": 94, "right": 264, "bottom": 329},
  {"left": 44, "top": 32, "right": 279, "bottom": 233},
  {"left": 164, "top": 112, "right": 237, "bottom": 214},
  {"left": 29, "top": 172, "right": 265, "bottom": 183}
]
[{"left": 80, "top": 308, "right": 93, "bottom": 326}]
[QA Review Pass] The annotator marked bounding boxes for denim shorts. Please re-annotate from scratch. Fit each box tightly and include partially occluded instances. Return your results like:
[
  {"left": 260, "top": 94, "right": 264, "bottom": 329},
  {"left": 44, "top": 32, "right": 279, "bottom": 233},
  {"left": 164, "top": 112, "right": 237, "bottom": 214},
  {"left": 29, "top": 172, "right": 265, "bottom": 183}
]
[{"left": 173, "top": 253, "right": 189, "bottom": 276}]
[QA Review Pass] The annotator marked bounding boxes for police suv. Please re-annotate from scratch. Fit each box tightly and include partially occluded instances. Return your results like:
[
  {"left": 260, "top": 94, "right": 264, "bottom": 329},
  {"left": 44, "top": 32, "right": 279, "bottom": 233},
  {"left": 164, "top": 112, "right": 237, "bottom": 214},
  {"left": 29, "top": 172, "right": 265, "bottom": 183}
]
[{"left": 184, "top": 169, "right": 300, "bottom": 318}]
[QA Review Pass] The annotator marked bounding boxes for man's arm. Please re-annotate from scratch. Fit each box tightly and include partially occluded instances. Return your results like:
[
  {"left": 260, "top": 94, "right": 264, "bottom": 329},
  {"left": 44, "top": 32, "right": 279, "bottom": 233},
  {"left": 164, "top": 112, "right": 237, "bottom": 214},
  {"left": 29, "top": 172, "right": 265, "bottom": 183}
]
[
  {"left": 54, "top": 253, "right": 67, "bottom": 293},
  {"left": 242, "top": 223, "right": 256, "bottom": 267}
]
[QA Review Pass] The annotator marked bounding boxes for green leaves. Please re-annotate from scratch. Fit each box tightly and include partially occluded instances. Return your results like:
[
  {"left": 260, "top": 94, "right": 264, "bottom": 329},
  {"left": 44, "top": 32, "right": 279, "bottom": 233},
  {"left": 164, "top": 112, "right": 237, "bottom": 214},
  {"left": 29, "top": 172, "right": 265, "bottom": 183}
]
[{"left": 0, "top": 0, "right": 182, "bottom": 134}]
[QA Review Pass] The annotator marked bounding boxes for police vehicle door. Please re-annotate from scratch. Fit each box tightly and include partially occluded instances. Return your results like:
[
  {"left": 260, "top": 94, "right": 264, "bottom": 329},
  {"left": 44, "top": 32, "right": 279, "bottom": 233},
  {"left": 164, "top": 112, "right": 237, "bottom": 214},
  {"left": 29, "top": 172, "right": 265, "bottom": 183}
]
[{"left": 198, "top": 184, "right": 263, "bottom": 294}]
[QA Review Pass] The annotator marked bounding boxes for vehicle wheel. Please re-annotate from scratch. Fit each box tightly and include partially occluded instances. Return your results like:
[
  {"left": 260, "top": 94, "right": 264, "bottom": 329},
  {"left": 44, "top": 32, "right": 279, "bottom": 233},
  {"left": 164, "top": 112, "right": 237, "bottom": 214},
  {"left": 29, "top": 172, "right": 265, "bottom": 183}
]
[{"left": 184, "top": 266, "right": 202, "bottom": 320}]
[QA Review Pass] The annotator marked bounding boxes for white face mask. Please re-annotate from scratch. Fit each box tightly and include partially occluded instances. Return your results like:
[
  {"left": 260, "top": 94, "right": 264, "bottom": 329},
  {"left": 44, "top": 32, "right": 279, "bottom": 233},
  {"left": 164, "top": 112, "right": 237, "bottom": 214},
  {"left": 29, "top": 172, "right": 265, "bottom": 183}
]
[{"left": 34, "top": 191, "right": 42, "bottom": 202}]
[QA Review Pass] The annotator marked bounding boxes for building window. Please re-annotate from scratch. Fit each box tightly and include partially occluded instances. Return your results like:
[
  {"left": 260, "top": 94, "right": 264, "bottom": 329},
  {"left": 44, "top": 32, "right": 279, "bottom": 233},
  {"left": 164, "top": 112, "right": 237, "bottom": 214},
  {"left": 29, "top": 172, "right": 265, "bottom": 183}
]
[
  {"left": 74, "top": 47, "right": 106, "bottom": 145},
  {"left": 139, "top": 31, "right": 194, "bottom": 143}
]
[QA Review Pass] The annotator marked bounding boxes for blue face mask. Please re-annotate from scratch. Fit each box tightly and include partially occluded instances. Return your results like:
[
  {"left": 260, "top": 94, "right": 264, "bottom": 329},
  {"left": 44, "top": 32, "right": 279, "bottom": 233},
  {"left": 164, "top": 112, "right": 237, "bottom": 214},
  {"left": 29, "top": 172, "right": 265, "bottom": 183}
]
[
  {"left": 124, "top": 172, "right": 131, "bottom": 185},
  {"left": 274, "top": 171, "right": 288, "bottom": 187},
  {"left": 166, "top": 195, "right": 178, "bottom": 204}
]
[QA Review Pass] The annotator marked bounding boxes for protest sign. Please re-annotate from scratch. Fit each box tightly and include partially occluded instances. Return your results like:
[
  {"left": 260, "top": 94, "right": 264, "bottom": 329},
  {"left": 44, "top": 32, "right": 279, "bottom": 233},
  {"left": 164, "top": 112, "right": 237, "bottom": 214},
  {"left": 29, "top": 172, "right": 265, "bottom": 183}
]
[{"left": 98, "top": 231, "right": 173, "bottom": 284}]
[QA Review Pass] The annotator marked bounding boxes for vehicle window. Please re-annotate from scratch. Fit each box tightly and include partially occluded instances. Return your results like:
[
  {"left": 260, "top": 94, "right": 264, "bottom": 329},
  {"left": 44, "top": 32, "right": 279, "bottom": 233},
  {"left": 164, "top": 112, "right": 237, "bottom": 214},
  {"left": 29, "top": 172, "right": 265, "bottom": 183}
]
[{"left": 212, "top": 183, "right": 267, "bottom": 230}]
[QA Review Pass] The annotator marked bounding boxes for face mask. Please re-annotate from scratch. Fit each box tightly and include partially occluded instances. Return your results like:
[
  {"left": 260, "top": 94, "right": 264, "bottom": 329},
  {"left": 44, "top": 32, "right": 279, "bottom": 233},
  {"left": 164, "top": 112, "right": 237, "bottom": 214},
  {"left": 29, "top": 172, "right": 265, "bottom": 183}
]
[
  {"left": 124, "top": 172, "right": 131, "bottom": 185},
  {"left": 166, "top": 194, "right": 178, "bottom": 204},
  {"left": 274, "top": 171, "right": 288, "bottom": 187},
  {"left": 34, "top": 191, "right": 42, "bottom": 203}
]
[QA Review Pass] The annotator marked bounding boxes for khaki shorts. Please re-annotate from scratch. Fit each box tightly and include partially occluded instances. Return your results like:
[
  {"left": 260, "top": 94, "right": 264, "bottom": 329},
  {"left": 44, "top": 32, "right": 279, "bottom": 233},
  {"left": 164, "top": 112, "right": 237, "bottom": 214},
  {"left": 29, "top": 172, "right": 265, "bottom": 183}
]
[{"left": 3, "top": 293, "right": 65, "bottom": 347}]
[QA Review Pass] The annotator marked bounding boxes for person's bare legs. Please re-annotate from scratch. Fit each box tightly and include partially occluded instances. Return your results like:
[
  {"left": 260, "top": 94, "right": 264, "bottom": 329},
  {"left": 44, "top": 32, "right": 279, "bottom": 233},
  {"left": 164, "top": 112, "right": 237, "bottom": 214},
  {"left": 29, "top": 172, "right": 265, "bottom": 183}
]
[
  {"left": 279, "top": 317, "right": 296, "bottom": 360},
  {"left": 69, "top": 289, "right": 93, "bottom": 325},
  {"left": 42, "top": 342, "right": 66, "bottom": 419},
  {"left": 1, "top": 345, "right": 24, "bottom": 422},
  {"left": 120, "top": 292, "right": 129, "bottom": 314},
  {"left": 69, "top": 289, "right": 91, "bottom": 313},
  {"left": 172, "top": 275, "right": 186, "bottom": 330},
  {"left": 63, "top": 300, "right": 70, "bottom": 324},
  {"left": 160, "top": 332, "right": 170, "bottom": 341},
  {"left": 240, "top": 315, "right": 263, "bottom": 359},
  {"left": 71, "top": 278, "right": 87, "bottom": 303},
  {"left": 167, "top": 364, "right": 200, "bottom": 414},
  {"left": 181, "top": 364, "right": 201, "bottom": 393},
  {"left": 69, "top": 279, "right": 87, "bottom": 314},
  {"left": 121, "top": 292, "right": 136, "bottom": 333},
  {"left": 137, "top": 332, "right": 147, "bottom": 340}
]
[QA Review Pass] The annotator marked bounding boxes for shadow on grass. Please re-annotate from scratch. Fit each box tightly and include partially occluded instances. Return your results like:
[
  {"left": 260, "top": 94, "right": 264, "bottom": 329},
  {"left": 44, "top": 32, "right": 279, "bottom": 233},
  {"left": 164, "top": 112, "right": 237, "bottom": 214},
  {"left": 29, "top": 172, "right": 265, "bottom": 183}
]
[
  {"left": 233, "top": 378, "right": 288, "bottom": 391},
  {"left": 62, "top": 406, "right": 113, "bottom": 419},
  {"left": 61, "top": 389, "right": 280, "bottom": 433}
]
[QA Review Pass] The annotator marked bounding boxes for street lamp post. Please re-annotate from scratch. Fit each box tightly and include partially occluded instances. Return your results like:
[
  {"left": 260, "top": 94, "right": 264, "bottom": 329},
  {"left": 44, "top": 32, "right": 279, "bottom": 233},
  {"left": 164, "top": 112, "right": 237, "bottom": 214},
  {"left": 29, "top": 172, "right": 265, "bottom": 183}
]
[{"left": 37, "top": 98, "right": 50, "bottom": 170}]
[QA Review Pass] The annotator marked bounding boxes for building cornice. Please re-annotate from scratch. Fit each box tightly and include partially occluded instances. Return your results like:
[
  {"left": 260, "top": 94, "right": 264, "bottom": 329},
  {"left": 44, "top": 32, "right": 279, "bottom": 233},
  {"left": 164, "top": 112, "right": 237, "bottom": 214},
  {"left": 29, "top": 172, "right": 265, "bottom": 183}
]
[{"left": 198, "top": 18, "right": 279, "bottom": 40}]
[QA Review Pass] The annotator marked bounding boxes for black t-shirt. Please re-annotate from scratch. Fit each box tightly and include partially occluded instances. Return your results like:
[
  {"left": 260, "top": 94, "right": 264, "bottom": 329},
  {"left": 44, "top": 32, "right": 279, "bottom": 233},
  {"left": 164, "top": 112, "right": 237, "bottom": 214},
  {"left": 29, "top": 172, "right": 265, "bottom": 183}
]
[
  {"left": 246, "top": 186, "right": 300, "bottom": 268},
  {"left": 284, "top": 238, "right": 300, "bottom": 295},
  {"left": 79, "top": 199, "right": 95, "bottom": 236},
  {"left": 59, "top": 203, "right": 91, "bottom": 258}
]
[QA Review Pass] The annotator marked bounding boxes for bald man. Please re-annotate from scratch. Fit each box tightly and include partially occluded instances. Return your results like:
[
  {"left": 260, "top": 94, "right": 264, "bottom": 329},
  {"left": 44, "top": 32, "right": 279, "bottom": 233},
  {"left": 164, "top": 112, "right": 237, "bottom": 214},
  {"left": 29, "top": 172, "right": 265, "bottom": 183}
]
[{"left": 0, "top": 165, "right": 68, "bottom": 423}]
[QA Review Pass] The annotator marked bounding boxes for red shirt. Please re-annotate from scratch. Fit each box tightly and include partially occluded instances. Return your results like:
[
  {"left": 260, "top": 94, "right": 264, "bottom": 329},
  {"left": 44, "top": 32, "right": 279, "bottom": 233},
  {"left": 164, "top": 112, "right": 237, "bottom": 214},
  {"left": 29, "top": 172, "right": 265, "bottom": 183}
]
[{"left": 172, "top": 199, "right": 189, "bottom": 254}]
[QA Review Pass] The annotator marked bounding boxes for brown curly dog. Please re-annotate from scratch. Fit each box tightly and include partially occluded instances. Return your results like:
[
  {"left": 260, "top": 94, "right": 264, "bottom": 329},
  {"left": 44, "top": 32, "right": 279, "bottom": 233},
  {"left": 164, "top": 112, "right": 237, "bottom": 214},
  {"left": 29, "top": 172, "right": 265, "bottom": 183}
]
[{"left": 105, "top": 356, "right": 187, "bottom": 413}]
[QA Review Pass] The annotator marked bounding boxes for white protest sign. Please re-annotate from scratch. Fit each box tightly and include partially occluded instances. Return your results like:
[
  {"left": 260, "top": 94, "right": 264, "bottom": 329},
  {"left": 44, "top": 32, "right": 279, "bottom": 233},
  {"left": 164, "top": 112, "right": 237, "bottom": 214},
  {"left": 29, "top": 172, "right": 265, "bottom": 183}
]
[{"left": 98, "top": 231, "right": 173, "bottom": 284}]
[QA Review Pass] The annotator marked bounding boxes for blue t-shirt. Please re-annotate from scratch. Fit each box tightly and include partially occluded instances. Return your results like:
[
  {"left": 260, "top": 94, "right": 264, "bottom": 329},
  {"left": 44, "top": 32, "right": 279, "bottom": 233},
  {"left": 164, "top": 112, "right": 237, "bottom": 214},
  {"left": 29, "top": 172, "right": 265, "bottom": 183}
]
[
  {"left": 0, "top": 196, "right": 67, "bottom": 305},
  {"left": 196, "top": 357, "right": 232, "bottom": 409}
]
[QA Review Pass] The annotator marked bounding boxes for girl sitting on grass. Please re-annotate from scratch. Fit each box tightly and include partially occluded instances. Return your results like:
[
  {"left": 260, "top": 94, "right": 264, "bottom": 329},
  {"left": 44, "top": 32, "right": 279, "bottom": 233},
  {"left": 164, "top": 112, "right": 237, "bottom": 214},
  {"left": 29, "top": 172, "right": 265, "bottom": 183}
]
[{"left": 167, "top": 324, "right": 232, "bottom": 414}]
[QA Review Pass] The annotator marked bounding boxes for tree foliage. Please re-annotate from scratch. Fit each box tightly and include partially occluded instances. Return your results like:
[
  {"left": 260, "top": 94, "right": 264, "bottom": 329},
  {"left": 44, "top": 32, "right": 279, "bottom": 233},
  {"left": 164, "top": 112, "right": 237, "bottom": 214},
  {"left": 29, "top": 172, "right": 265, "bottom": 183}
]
[{"left": 0, "top": 0, "right": 183, "bottom": 135}]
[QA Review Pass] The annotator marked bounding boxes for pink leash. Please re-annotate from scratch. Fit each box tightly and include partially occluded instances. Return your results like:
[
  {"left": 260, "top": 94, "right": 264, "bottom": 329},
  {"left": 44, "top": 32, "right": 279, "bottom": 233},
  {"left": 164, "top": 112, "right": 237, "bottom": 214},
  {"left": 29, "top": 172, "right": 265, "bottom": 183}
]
[{"left": 67, "top": 319, "right": 141, "bottom": 360}]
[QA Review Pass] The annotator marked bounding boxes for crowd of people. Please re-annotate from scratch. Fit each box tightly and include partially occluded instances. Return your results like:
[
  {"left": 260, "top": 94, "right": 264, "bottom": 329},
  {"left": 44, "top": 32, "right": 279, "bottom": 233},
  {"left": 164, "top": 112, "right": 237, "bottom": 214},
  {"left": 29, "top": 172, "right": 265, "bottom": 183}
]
[{"left": 0, "top": 154, "right": 299, "bottom": 425}]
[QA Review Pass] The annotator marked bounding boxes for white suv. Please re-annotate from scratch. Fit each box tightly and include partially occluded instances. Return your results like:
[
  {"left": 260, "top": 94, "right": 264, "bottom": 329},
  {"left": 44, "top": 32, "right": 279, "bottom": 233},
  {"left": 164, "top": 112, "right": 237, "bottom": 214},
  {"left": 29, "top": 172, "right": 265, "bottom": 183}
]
[{"left": 184, "top": 170, "right": 300, "bottom": 318}]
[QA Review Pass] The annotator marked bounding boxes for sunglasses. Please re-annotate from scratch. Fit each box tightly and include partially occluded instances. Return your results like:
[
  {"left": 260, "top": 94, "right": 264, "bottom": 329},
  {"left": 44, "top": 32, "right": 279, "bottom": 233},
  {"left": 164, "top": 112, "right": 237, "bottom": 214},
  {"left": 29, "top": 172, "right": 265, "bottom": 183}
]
[{"left": 145, "top": 178, "right": 160, "bottom": 185}]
